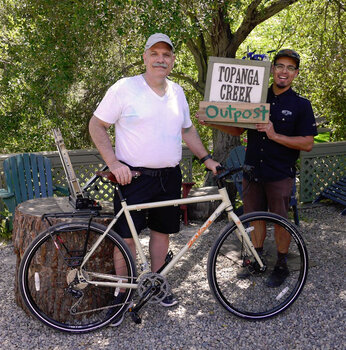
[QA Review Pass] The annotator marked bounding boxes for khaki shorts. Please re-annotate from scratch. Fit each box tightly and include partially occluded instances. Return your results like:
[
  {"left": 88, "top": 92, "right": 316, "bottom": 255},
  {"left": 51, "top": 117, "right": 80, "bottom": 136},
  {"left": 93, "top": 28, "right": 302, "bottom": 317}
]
[{"left": 242, "top": 177, "right": 294, "bottom": 218}]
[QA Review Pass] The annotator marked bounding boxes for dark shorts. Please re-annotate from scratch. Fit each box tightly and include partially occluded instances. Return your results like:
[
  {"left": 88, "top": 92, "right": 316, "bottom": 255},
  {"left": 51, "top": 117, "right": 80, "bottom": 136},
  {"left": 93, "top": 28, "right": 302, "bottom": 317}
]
[
  {"left": 113, "top": 165, "right": 182, "bottom": 239},
  {"left": 242, "top": 177, "right": 294, "bottom": 218}
]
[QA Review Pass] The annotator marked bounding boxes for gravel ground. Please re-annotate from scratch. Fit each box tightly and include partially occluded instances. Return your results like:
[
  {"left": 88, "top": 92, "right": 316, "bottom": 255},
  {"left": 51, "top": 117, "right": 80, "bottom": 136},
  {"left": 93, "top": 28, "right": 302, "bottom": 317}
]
[{"left": 0, "top": 202, "right": 345, "bottom": 350}]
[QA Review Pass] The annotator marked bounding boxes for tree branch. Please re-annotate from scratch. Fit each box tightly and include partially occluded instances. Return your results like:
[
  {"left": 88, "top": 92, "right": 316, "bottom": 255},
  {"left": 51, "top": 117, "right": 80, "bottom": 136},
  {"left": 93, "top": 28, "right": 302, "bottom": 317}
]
[
  {"left": 209, "top": 3, "right": 233, "bottom": 57},
  {"left": 184, "top": 13, "right": 209, "bottom": 94},
  {"left": 331, "top": 0, "right": 345, "bottom": 36},
  {"left": 230, "top": 0, "right": 299, "bottom": 56},
  {"left": 331, "top": 0, "right": 345, "bottom": 11},
  {"left": 0, "top": 58, "right": 11, "bottom": 69},
  {"left": 119, "top": 60, "right": 142, "bottom": 76},
  {"left": 170, "top": 71, "right": 203, "bottom": 95}
]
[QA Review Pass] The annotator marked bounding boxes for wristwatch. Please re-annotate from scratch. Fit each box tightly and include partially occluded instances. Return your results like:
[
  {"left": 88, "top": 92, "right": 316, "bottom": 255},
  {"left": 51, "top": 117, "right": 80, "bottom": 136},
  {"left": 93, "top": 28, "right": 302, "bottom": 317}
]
[{"left": 199, "top": 154, "right": 212, "bottom": 164}]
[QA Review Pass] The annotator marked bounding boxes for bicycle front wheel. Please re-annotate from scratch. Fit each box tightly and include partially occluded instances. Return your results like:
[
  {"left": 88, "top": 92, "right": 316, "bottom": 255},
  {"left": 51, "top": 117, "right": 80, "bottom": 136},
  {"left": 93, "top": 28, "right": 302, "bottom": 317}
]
[
  {"left": 207, "top": 212, "right": 308, "bottom": 319},
  {"left": 18, "top": 221, "right": 137, "bottom": 333}
]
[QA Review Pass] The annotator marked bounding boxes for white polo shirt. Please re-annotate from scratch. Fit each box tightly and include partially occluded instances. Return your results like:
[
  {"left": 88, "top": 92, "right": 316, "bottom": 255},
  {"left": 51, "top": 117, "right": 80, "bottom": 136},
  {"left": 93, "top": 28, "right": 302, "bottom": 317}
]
[{"left": 94, "top": 75, "right": 192, "bottom": 168}]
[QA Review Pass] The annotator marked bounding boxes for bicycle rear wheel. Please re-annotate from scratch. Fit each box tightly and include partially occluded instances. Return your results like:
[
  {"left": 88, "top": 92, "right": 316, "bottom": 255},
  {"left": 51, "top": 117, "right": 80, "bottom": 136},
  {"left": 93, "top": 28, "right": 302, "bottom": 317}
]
[
  {"left": 19, "top": 221, "right": 137, "bottom": 333},
  {"left": 207, "top": 212, "right": 308, "bottom": 319}
]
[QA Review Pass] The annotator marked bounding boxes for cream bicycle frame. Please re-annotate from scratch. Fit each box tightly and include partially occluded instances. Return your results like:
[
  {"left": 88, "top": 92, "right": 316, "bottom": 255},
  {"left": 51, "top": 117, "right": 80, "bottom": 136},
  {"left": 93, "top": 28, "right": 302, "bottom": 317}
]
[{"left": 79, "top": 186, "right": 263, "bottom": 290}]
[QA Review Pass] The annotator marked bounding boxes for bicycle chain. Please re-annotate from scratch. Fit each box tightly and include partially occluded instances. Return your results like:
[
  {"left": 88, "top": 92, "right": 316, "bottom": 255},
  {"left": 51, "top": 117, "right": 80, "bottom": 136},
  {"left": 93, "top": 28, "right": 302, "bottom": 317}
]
[{"left": 69, "top": 299, "right": 132, "bottom": 316}]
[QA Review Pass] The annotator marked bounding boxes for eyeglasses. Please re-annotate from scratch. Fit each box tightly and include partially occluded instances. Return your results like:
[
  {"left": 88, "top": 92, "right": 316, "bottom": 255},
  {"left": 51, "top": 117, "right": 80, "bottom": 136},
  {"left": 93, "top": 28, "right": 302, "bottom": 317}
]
[{"left": 274, "top": 64, "right": 298, "bottom": 72}]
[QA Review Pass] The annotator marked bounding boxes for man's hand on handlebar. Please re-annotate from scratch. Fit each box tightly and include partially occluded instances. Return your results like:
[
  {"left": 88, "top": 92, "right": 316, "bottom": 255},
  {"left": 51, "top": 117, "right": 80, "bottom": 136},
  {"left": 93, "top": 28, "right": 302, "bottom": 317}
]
[
  {"left": 204, "top": 158, "right": 221, "bottom": 175},
  {"left": 213, "top": 164, "right": 254, "bottom": 181}
]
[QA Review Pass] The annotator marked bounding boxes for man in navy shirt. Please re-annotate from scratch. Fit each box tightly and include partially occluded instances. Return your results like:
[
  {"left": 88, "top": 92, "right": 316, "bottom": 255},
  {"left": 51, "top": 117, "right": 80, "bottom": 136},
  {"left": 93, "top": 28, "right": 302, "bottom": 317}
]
[{"left": 197, "top": 49, "right": 317, "bottom": 287}]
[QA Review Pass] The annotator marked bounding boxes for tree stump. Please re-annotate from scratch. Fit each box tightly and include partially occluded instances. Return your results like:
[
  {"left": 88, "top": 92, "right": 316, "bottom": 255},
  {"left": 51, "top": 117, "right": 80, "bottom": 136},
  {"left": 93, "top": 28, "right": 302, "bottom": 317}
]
[{"left": 12, "top": 197, "right": 114, "bottom": 315}]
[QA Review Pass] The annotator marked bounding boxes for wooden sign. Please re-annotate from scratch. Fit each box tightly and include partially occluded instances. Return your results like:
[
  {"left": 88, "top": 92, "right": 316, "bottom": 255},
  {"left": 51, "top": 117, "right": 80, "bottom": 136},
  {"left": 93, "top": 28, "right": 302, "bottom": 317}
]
[
  {"left": 199, "top": 101, "right": 270, "bottom": 129},
  {"left": 204, "top": 57, "right": 271, "bottom": 103},
  {"left": 202, "top": 57, "right": 271, "bottom": 128}
]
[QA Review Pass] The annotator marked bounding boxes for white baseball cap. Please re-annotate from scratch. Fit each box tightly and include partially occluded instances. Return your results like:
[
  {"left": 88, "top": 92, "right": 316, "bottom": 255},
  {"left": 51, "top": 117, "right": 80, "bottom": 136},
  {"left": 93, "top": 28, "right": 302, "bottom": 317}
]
[{"left": 144, "top": 33, "right": 174, "bottom": 51}]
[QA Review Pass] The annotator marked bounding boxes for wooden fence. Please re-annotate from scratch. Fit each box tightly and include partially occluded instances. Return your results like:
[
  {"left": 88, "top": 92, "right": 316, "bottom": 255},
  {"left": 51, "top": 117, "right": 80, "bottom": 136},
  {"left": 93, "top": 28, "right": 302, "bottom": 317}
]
[
  {"left": 299, "top": 141, "right": 345, "bottom": 203},
  {"left": 0, "top": 146, "right": 194, "bottom": 205},
  {"left": 1, "top": 142, "right": 345, "bottom": 208}
]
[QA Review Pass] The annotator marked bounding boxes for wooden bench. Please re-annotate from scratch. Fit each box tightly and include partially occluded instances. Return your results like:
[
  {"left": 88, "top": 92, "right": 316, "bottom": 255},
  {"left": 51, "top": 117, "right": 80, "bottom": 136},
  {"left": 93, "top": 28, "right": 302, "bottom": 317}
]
[
  {"left": 314, "top": 177, "right": 346, "bottom": 215},
  {"left": 0, "top": 153, "right": 68, "bottom": 229}
]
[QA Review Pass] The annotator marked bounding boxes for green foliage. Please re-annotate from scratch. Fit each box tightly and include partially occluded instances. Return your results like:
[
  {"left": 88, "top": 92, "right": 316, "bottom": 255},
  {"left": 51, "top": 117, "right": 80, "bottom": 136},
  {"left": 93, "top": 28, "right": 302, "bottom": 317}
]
[
  {"left": 0, "top": 0, "right": 344, "bottom": 156},
  {"left": 240, "top": 0, "right": 345, "bottom": 141},
  {"left": 288, "top": 1, "right": 345, "bottom": 141},
  {"left": 314, "top": 132, "right": 330, "bottom": 143},
  {"left": 0, "top": 208, "right": 12, "bottom": 241},
  {"left": 0, "top": 0, "right": 137, "bottom": 152}
]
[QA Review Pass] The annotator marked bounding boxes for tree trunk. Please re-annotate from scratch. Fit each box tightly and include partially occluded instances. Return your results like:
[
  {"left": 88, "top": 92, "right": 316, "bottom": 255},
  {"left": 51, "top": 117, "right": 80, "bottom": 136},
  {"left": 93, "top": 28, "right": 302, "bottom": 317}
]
[
  {"left": 186, "top": 0, "right": 298, "bottom": 166},
  {"left": 12, "top": 197, "right": 114, "bottom": 318}
]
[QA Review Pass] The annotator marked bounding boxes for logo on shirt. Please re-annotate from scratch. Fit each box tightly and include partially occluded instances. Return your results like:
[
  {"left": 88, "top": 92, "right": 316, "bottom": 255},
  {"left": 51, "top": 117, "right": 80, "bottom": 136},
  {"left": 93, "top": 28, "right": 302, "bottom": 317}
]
[{"left": 281, "top": 110, "right": 293, "bottom": 116}]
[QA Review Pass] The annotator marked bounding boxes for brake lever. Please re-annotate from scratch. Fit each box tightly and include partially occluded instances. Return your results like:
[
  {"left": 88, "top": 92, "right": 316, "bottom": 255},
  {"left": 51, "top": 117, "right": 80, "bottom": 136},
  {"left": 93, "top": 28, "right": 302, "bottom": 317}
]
[
  {"left": 214, "top": 164, "right": 231, "bottom": 180},
  {"left": 216, "top": 165, "right": 226, "bottom": 173},
  {"left": 243, "top": 165, "right": 254, "bottom": 173},
  {"left": 204, "top": 165, "right": 225, "bottom": 174},
  {"left": 243, "top": 165, "right": 255, "bottom": 181}
]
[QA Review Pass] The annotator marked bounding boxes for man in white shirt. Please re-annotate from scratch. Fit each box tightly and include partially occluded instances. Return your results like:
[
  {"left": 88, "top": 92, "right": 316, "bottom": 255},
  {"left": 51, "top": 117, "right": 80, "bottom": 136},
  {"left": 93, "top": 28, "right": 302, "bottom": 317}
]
[{"left": 89, "top": 33, "right": 219, "bottom": 323}]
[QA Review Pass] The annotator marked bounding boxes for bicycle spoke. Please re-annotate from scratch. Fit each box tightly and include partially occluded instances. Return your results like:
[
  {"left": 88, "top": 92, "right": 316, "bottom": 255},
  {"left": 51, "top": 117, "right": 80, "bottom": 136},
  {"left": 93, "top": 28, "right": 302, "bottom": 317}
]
[
  {"left": 208, "top": 212, "right": 308, "bottom": 319},
  {"left": 19, "top": 222, "right": 137, "bottom": 333}
]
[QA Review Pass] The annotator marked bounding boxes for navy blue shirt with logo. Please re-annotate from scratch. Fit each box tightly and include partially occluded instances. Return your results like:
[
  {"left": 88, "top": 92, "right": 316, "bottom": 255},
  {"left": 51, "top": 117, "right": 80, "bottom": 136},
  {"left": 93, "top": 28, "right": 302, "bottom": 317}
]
[{"left": 244, "top": 86, "right": 317, "bottom": 182}]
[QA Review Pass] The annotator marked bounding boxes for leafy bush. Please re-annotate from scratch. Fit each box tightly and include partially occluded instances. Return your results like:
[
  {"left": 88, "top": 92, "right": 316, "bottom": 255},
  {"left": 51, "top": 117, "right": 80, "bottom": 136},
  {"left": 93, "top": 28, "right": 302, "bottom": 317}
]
[{"left": 0, "top": 208, "right": 12, "bottom": 241}]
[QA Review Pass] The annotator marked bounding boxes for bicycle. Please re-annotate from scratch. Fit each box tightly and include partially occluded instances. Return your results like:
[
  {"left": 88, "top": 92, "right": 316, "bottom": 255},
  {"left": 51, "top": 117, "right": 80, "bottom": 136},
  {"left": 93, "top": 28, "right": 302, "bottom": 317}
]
[
  {"left": 18, "top": 166, "right": 308, "bottom": 333},
  {"left": 242, "top": 49, "right": 276, "bottom": 61}
]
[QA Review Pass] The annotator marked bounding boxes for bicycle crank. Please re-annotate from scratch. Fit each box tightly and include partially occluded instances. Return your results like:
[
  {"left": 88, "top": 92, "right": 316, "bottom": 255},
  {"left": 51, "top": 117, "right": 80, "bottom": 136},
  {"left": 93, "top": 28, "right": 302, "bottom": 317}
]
[
  {"left": 128, "top": 272, "right": 171, "bottom": 325},
  {"left": 137, "top": 272, "right": 170, "bottom": 304}
]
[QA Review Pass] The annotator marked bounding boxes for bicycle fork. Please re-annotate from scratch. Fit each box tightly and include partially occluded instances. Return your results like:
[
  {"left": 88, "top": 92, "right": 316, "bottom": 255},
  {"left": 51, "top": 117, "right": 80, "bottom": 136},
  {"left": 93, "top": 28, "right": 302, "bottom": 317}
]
[{"left": 222, "top": 189, "right": 266, "bottom": 271}]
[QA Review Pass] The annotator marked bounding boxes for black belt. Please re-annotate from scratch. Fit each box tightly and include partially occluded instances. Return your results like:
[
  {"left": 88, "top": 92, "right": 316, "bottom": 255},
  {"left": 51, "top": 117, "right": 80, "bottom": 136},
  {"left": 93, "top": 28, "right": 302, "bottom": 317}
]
[{"left": 126, "top": 163, "right": 178, "bottom": 177}]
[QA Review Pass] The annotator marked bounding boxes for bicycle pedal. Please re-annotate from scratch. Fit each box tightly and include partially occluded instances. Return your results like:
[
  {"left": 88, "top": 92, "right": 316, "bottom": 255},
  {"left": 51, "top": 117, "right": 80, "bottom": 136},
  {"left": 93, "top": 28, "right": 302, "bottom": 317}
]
[
  {"left": 129, "top": 310, "right": 141, "bottom": 324},
  {"left": 165, "top": 250, "right": 173, "bottom": 263},
  {"left": 157, "top": 250, "right": 173, "bottom": 273},
  {"left": 242, "top": 258, "right": 251, "bottom": 267}
]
